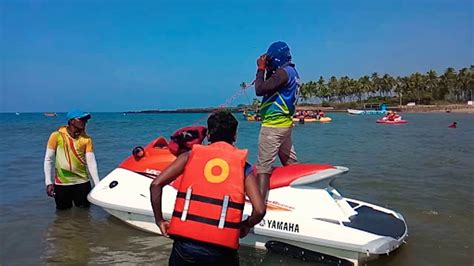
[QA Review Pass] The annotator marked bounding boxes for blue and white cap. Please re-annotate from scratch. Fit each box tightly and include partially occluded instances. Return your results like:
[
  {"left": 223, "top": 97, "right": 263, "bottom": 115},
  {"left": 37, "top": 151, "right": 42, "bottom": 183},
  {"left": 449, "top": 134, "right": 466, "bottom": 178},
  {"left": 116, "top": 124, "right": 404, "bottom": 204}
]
[
  {"left": 66, "top": 110, "right": 91, "bottom": 121},
  {"left": 266, "top": 41, "right": 292, "bottom": 69}
]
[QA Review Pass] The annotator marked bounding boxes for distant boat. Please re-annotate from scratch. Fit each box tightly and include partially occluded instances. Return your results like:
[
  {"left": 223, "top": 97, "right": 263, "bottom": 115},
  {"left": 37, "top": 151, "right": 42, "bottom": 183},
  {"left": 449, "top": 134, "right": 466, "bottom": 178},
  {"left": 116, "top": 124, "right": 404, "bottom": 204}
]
[
  {"left": 15, "top": 112, "right": 20, "bottom": 116},
  {"left": 242, "top": 110, "right": 260, "bottom": 122},
  {"left": 44, "top": 112, "right": 57, "bottom": 117},
  {"left": 347, "top": 104, "right": 388, "bottom": 115}
]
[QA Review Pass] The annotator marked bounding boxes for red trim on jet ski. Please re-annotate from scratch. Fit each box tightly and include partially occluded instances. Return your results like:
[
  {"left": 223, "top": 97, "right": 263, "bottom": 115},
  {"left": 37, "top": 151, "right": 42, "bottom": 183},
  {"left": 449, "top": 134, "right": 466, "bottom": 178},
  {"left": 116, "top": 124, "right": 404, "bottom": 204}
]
[
  {"left": 269, "top": 164, "right": 335, "bottom": 190},
  {"left": 133, "top": 163, "right": 337, "bottom": 191},
  {"left": 119, "top": 137, "right": 337, "bottom": 191}
]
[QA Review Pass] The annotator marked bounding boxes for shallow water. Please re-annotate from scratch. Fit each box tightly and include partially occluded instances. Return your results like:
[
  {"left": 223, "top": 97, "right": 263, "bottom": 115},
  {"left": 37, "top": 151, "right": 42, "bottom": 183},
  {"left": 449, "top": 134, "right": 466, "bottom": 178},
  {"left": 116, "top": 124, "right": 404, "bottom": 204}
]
[{"left": 0, "top": 112, "right": 473, "bottom": 265}]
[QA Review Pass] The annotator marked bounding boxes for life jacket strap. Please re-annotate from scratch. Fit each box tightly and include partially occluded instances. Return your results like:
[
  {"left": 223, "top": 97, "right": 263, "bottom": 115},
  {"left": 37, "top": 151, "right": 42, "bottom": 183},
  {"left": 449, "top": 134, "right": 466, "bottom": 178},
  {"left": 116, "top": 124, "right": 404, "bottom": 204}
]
[
  {"left": 172, "top": 211, "right": 241, "bottom": 229},
  {"left": 181, "top": 187, "right": 192, "bottom": 221},
  {"left": 176, "top": 191, "right": 244, "bottom": 210},
  {"left": 218, "top": 195, "right": 229, "bottom": 229}
]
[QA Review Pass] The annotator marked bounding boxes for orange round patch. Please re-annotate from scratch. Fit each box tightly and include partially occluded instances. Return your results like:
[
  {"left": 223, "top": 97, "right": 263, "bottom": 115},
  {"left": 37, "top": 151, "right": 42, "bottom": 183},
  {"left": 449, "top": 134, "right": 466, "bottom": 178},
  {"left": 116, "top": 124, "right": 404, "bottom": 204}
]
[{"left": 204, "top": 158, "right": 229, "bottom": 183}]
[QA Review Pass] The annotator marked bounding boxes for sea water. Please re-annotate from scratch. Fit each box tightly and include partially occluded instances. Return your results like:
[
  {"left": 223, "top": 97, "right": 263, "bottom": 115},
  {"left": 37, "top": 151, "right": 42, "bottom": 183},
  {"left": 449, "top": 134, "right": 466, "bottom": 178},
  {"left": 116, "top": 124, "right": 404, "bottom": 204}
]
[{"left": 0, "top": 112, "right": 472, "bottom": 265}]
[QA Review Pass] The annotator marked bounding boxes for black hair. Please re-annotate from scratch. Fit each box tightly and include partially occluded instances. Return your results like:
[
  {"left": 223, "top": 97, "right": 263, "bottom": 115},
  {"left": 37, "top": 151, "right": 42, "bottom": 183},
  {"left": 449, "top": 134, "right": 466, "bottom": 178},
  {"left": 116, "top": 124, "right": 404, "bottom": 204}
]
[{"left": 207, "top": 111, "right": 238, "bottom": 144}]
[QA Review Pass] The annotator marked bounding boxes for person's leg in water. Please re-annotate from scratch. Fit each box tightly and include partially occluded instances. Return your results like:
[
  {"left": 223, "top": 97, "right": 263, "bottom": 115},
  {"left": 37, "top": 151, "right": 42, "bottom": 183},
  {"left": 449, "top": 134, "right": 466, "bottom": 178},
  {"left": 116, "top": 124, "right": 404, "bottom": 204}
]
[
  {"left": 72, "top": 182, "right": 92, "bottom": 208},
  {"left": 278, "top": 127, "right": 297, "bottom": 165},
  {"left": 256, "top": 127, "right": 284, "bottom": 199},
  {"left": 54, "top": 185, "right": 73, "bottom": 210}
]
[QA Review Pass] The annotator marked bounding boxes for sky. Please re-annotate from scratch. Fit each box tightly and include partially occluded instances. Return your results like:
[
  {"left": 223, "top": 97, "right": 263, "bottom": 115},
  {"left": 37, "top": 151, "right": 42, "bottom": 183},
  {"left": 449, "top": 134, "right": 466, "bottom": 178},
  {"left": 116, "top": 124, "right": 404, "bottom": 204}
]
[{"left": 1, "top": 0, "right": 473, "bottom": 112}]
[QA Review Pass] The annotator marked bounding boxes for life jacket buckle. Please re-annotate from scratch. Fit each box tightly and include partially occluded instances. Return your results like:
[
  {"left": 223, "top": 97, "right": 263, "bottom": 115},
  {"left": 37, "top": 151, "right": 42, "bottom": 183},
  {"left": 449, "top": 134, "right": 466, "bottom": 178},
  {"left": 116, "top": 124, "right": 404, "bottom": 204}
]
[
  {"left": 218, "top": 195, "right": 229, "bottom": 229},
  {"left": 181, "top": 187, "right": 192, "bottom": 221}
]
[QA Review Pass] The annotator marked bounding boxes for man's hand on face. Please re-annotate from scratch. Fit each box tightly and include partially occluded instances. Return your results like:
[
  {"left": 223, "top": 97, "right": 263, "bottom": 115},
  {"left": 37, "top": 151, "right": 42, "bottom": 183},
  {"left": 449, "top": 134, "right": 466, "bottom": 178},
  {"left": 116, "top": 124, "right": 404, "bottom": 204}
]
[{"left": 257, "top": 54, "right": 268, "bottom": 71}]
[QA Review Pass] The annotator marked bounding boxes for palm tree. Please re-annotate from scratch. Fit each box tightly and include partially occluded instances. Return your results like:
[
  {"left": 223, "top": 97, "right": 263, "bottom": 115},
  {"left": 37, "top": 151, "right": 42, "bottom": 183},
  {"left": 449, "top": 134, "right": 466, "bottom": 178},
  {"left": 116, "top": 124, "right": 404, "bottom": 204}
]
[
  {"left": 425, "top": 70, "right": 438, "bottom": 102},
  {"left": 467, "top": 66, "right": 474, "bottom": 101},
  {"left": 439, "top": 68, "right": 457, "bottom": 101},
  {"left": 395, "top": 76, "right": 409, "bottom": 105},
  {"left": 290, "top": 65, "right": 470, "bottom": 105},
  {"left": 456, "top": 67, "right": 473, "bottom": 101},
  {"left": 408, "top": 72, "right": 426, "bottom": 103},
  {"left": 316, "top": 76, "right": 329, "bottom": 103},
  {"left": 381, "top": 74, "right": 395, "bottom": 97},
  {"left": 299, "top": 82, "right": 310, "bottom": 103},
  {"left": 327, "top": 76, "right": 339, "bottom": 103},
  {"left": 299, "top": 81, "right": 317, "bottom": 103},
  {"left": 371, "top": 72, "right": 381, "bottom": 97},
  {"left": 338, "top": 76, "right": 351, "bottom": 102},
  {"left": 347, "top": 78, "right": 358, "bottom": 102},
  {"left": 308, "top": 81, "right": 318, "bottom": 103},
  {"left": 358, "top": 76, "right": 372, "bottom": 101}
]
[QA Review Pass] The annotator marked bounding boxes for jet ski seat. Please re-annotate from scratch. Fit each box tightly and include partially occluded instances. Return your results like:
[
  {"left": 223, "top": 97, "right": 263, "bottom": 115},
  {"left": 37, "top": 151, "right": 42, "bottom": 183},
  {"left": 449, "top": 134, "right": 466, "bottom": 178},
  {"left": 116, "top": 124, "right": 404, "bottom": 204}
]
[
  {"left": 269, "top": 164, "right": 335, "bottom": 190},
  {"left": 153, "top": 137, "right": 168, "bottom": 148},
  {"left": 121, "top": 136, "right": 340, "bottom": 191}
]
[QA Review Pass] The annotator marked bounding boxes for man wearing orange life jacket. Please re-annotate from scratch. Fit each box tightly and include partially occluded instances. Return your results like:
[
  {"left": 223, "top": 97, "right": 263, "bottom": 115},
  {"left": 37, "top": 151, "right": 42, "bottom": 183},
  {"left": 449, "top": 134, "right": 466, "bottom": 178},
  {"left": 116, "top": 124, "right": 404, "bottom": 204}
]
[{"left": 150, "top": 111, "right": 266, "bottom": 266}]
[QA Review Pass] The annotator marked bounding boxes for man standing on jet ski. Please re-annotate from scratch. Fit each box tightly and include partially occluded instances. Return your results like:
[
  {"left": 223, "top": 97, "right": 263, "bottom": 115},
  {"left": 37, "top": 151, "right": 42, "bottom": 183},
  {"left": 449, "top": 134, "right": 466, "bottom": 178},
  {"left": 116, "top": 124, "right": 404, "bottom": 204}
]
[
  {"left": 43, "top": 110, "right": 100, "bottom": 209},
  {"left": 255, "top": 41, "right": 300, "bottom": 199},
  {"left": 150, "top": 111, "right": 266, "bottom": 265}
]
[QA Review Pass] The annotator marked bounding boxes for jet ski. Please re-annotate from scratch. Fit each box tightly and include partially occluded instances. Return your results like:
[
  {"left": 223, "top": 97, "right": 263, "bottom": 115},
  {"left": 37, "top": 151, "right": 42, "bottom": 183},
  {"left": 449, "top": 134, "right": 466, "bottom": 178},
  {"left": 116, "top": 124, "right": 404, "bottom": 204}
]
[
  {"left": 88, "top": 135, "right": 408, "bottom": 266},
  {"left": 376, "top": 119, "right": 407, "bottom": 124}
]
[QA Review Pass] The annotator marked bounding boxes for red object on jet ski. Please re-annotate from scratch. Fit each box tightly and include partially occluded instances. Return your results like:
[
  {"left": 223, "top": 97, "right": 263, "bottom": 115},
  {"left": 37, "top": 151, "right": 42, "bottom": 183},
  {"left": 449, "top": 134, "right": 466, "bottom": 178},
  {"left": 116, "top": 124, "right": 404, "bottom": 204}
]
[
  {"left": 269, "top": 164, "right": 335, "bottom": 190},
  {"left": 119, "top": 134, "right": 337, "bottom": 192},
  {"left": 119, "top": 137, "right": 176, "bottom": 176},
  {"left": 168, "top": 126, "right": 207, "bottom": 156},
  {"left": 376, "top": 119, "right": 407, "bottom": 124}
]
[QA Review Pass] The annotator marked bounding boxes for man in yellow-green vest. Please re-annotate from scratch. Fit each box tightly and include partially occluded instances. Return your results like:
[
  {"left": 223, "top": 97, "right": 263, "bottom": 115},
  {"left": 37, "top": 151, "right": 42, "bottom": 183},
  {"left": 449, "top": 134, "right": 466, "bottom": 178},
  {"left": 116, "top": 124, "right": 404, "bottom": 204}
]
[{"left": 44, "top": 110, "right": 100, "bottom": 209}]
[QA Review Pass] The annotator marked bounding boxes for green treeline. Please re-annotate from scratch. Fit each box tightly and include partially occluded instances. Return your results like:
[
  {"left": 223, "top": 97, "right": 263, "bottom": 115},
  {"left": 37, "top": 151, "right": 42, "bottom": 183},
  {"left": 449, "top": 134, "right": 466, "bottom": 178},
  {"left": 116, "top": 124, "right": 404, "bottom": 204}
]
[{"left": 299, "top": 66, "right": 473, "bottom": 105}]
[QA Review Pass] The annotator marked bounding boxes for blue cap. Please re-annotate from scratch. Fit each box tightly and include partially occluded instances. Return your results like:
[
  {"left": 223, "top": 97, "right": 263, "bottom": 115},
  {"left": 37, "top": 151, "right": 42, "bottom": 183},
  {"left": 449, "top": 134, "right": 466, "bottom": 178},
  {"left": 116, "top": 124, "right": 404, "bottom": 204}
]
[
  {"left": 266, "top": 41, "right": 292, "bottom": 69},
  {"left": 66, "top": 110, "right": 91, "bottom": 121}
]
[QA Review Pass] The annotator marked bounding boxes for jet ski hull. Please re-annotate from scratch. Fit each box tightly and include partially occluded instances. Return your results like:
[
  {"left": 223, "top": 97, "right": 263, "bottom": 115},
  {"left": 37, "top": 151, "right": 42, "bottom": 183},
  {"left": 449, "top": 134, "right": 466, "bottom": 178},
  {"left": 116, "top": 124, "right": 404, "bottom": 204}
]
[{"left": 89, "top": 166, "right": 407, "bottom": 266}]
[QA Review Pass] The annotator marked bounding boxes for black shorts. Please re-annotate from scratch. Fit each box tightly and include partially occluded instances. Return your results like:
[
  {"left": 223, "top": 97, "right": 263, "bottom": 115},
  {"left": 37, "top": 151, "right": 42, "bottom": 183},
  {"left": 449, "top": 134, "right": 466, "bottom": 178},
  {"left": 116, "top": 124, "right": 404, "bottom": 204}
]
[
  {"left": 169, "top": 238, "right": 239, "bottom": 266},
  {"left": 54, "top": 182, "right": 92, "bottom": 209}
]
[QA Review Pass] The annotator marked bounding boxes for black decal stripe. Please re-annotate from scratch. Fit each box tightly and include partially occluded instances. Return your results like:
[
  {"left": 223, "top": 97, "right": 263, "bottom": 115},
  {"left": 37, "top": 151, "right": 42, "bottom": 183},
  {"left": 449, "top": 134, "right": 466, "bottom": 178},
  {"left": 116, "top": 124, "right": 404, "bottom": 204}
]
[
  {"left": 135, "top": 172, "right": 157, "bottom": 179},
  {"left": 176, "top": 192, "right": 244, "bottom": 210},
  {"left": 172, "top": 211, "right": 241, "bottom": 229}
]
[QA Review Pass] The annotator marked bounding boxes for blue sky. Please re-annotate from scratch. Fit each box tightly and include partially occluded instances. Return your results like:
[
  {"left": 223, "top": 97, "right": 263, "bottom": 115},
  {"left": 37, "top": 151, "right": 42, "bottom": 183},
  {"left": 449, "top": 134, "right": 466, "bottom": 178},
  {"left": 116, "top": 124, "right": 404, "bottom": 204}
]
[{"left": 1, "top": 0, "right": 472, "bottom": 112}]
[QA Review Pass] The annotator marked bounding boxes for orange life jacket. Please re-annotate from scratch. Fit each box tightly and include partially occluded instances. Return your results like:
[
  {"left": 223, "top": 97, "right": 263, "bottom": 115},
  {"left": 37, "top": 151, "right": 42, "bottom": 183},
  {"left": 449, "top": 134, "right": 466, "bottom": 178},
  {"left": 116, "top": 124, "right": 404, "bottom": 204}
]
[{"left": 167, "top": 141, "right": 248, "bottom": 249}]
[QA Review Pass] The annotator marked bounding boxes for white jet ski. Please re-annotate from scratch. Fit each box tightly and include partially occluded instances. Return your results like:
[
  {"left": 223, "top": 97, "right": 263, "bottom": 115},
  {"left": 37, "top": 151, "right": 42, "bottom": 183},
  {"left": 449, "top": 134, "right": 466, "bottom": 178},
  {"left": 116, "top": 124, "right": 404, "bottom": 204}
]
[{"left": 88, "top": 136, "right": 408, "bottom": 266}]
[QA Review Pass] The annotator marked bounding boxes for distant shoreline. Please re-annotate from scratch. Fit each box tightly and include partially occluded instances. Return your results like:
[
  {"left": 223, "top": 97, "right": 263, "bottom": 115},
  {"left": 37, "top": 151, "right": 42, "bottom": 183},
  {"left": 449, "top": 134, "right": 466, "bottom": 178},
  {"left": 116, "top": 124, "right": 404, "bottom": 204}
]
[
  {"left": 124, "top": 104, "right": 474, "bottom": 114},
  {"left": 4, "top": 104, "right": 472, "bottom": 114},
  {"left": 298, "top": 104, "right": 474, "bottom": 113},
  {"left": 399, "top": 104, "right": 474, "bottom": 113},
  {"left": 124, "top": 107, "right": 243, "bottom": 114}
]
